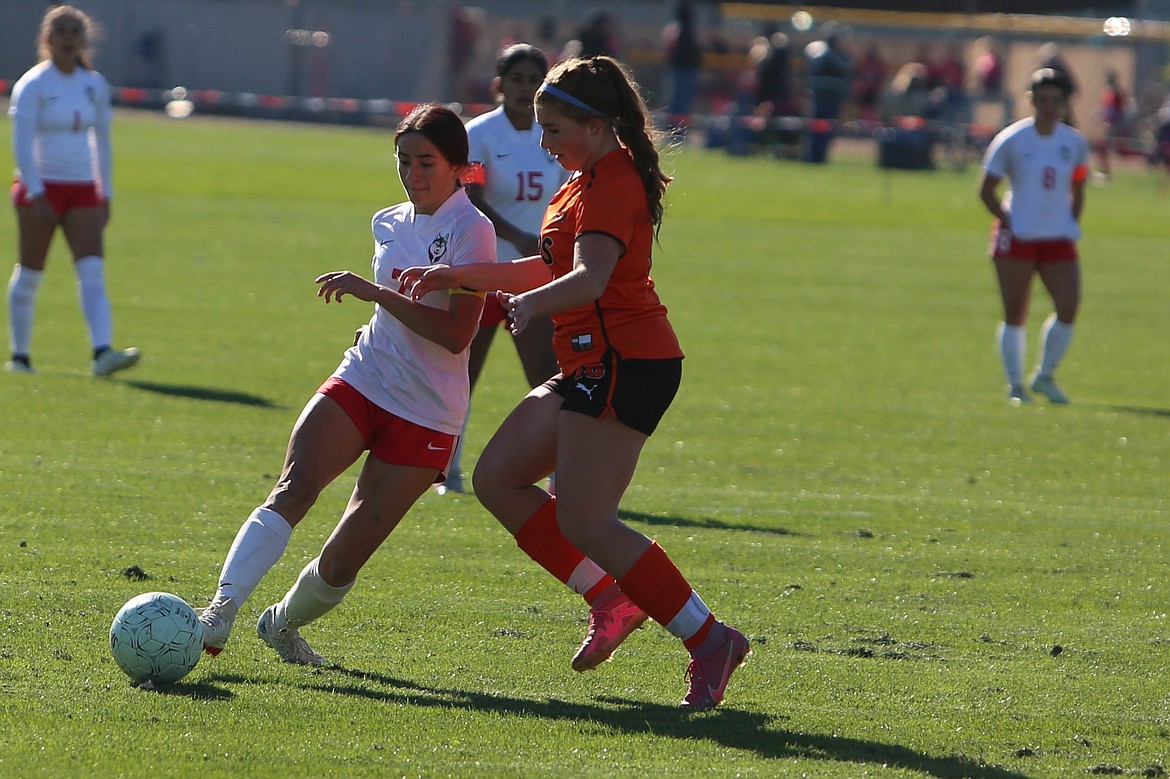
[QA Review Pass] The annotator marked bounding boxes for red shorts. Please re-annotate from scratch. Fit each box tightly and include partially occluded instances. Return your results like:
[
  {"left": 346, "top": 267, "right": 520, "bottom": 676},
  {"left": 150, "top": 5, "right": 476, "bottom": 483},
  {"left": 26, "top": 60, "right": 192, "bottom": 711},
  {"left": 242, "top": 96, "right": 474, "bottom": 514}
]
[
  {"left": 317, "top": 377, "right": 457, "bottom": 479},
  {"left": 989, "top": 223, "right": 1077, "bottom": 263},
  {"left": 11, "top": 179, "right": 106, "bottom": 215}
]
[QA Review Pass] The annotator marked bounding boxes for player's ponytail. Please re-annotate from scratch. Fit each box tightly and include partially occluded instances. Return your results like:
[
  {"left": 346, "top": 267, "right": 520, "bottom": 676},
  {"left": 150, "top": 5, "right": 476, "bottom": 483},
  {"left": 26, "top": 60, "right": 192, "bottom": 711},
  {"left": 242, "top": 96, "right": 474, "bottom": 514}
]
[{"left": 538, "top": 56, "right": 672, "bottom": 234}]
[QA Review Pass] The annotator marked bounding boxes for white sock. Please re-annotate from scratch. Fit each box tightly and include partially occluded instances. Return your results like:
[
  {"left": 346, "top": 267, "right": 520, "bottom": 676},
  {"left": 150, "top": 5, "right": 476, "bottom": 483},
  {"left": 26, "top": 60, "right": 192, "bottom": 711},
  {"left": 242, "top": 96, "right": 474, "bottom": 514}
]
[
  {"left": 276, "top": 557, "right": 354, "bottom": 629},
  {"left": 8, "top": 264, "right": 43, "bottom": 356},
  {"left": 74, "top": 256, "right": 113, "bottom": 350},
  {"left": 214, "top": 507, "right": 294, "bottom": 607},
  {"left": 997, "top": 322, "right": 1026, "bottom": 387},
  {"left": 1037, "top": 313, "right": 1074, "bottom": 378}
]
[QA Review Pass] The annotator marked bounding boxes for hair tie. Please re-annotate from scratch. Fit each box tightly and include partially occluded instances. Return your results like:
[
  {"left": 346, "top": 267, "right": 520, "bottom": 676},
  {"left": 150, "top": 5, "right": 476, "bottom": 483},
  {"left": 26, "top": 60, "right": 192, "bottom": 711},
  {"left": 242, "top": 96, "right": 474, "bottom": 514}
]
[{"left": 538, "top": 82, "right": 606, "bottom": 117}]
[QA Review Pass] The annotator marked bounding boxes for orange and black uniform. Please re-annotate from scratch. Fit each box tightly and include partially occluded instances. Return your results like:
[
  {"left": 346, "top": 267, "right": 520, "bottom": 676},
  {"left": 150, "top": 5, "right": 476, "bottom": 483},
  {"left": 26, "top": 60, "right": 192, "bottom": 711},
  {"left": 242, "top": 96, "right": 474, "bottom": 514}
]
[{"left": 539, "top": 147, "right": 683, "bottom": 434}]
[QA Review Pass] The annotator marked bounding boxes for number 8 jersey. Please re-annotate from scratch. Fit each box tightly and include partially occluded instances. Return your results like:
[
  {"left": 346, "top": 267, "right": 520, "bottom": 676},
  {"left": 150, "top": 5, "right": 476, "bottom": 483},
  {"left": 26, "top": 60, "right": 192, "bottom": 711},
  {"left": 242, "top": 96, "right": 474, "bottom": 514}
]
[
  {"left": 982, "top": 117, "right": 1089, "bottom": 241},
  {"left": 465, "top": 106, "right": 569, "bottom": 260}
]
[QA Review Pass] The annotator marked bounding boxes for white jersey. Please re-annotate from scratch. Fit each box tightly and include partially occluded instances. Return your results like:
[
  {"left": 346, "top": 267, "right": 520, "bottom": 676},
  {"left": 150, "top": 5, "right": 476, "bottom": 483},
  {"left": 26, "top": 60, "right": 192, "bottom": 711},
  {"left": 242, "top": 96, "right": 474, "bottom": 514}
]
[
  {"left": 8, "top": 60, "right": 113, "bottom": 198},
  {"left": 332, "top": 188, "right": 495, "bottom": 435},
  {"left": 465, "top": 106, "right": 568, "bottom": 260},
  {"left": 982, "top": 118, "right": 1088, "bottom": 241}
]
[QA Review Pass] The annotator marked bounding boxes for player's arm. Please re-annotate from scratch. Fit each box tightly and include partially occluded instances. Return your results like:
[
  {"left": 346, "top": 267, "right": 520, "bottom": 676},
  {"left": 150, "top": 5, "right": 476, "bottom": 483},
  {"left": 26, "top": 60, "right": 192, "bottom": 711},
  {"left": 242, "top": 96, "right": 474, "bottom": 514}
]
[
  {"left": 978, "top": 171, "right": 1010, "bottom": 229},
  {"left": 509, "top": 232, "right": 620, "bottom": 322},
  {"left": 401, "top": 255, "right": 550, "bottom": 298},
  {"left": 1070, "top": 164, "right": 1088, "bottom": 223},
  {"left": 465, "top": 183, "right": 539, "bottom": 257},
  {"left": 314, "top": 271, "right": 484, "bottom": 354}
]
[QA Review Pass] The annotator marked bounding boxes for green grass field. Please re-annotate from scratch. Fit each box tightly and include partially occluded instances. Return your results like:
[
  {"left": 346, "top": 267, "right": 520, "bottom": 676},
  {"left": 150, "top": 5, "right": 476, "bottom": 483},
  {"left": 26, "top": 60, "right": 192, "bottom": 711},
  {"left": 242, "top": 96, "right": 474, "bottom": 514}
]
[{"left": 1, "top": 109, "right": 1168, "bottom": 778}]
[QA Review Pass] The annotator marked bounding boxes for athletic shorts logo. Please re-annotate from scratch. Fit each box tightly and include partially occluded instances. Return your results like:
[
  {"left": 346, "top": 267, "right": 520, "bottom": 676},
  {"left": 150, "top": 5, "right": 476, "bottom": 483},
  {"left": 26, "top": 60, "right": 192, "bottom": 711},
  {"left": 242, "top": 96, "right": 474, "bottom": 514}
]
[
  {"left": 574, "top": 382, "right": 597, "bottom": 400},
  {"left": 426, "top": 442, "right": 447, "bottom": 451}
]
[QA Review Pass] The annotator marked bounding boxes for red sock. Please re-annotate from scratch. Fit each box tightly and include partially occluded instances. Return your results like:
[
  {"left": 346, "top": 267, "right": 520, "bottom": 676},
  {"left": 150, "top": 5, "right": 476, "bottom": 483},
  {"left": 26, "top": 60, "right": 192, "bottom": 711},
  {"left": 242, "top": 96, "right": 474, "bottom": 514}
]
[
  {"left": 618, "top": 542, "right": 711, "bottom": 641},
  {"left": 513, "top": 497, "right": 613, "bottom": 603}
]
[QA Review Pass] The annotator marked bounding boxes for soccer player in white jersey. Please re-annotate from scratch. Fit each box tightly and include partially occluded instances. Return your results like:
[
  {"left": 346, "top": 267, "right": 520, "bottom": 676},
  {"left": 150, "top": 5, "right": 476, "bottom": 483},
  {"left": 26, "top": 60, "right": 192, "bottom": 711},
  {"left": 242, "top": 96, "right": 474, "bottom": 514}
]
[
  {"left": 980, "top": 68, "right": 1089, "bottom": 405},
  {"left": 6, "top": 6, "right": 139, "bottom": 376},
  {"left": 437, "top": 44, "right": 570, "bottom": 493},
  {"left": 197, "top": 104, "right": 495, "bottom": 665}
]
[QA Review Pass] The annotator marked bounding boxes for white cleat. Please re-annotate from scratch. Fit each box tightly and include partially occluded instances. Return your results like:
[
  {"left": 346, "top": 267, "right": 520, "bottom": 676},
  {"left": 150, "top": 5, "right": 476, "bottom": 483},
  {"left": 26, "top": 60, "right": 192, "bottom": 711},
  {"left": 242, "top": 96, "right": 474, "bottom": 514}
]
[
  {"left": 435, "top": 469, "right": 464, "bottom": 495},
  {"left": 1007, "top": 384, "right": 1033, "bottom": 406},
  {"left": 257, "top": 604, "right": 328, "bottom": 666},
  {"left": 1029, "top": 373, "right": 1069, "bottom": 404},
  {"left": 92, "top": 346, "right": 141, "bottom": 376},
  {"left": 197, "top": 596, "right": 238, "bottom": 657}
]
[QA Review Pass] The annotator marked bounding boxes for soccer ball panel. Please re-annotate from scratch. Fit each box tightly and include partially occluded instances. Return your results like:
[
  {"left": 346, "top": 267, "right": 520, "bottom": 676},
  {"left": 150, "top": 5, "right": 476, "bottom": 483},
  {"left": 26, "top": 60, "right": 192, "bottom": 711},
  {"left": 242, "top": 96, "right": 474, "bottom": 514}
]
[{"left": 109, "top": 592, "right": 203, "bottom": 685}]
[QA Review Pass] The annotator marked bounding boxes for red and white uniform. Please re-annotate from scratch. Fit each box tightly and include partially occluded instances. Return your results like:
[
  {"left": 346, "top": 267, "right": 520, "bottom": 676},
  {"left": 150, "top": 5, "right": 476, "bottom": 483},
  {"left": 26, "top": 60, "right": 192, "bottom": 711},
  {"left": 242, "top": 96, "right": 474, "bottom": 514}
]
[
  {"left": 465, "top": 106, "right": 568, "bottom": 261},
  {"left": 332, "top": 188, "right": 495, "bottom": 435},
  {"left": 982, "top": 117, "right": 1088, "bottom": 241},
  {"left": 540, "top": 147, "right": 684, "bottom": 373},
  {"left": 8, "top": 60, "right": 113, "bottom": 198}
]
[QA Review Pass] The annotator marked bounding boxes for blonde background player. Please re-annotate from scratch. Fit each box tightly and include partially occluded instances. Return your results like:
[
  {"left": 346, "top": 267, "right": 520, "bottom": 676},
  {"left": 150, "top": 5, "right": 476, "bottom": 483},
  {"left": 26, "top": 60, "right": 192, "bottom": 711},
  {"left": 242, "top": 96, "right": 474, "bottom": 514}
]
[
  {"left": 440, "top": 43, "right": 568, "bottom": 494},
  {"left": 197, "top": 104, "right": 494, "bottom": 665},
  {"left": 404, "top": 56, "right": 749, "bottom": 709},
  {"left": 980, "top": 68, "right": 1088, "bottom": 405},
  {"left": 7, "top": 5, "right": 139, "bottom": 376}
]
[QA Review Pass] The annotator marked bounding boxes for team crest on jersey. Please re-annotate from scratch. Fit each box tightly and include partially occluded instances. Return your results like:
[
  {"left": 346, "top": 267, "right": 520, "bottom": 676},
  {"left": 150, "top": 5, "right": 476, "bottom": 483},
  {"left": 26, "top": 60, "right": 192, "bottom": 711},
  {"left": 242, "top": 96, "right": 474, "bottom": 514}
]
[
  {"left": 428, "top": 233, "right": 450, "bottom": 263},
  {"left": 1061, "top": 146, "right": 1071, "bottom": 161},
  {"left": 86, "top": 86, "right": 97, "bottom": 106}
]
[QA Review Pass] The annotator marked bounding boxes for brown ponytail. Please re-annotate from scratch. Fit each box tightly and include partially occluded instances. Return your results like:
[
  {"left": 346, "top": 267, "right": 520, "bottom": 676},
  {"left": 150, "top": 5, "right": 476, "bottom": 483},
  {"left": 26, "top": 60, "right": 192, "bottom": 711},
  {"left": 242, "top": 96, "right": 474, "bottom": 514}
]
[{"left": 537, "top": 56, "right": 672, "bottom": 234}]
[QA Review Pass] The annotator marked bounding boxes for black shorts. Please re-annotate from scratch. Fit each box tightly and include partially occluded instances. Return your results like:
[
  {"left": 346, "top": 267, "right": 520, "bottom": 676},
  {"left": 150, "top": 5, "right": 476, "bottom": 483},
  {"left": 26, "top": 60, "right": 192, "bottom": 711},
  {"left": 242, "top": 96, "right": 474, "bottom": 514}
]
[{"left": 544, "top": 352, "right": 682, "bottom": 436}]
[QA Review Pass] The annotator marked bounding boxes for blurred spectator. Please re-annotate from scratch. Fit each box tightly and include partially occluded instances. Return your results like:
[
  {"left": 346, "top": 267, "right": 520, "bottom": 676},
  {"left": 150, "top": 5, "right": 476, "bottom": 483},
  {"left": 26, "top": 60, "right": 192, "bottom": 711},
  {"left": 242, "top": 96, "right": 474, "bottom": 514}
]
[
  {"left": 974, "top": 36, "right": 1005, "bottom": 96},
  {"left": 1035, "top": 42, "right": 1077, "bottom": 125},
  {"left": 1151, "top": 96, "right": 1170, "bottom": 194},
  {"left": 851, "top": 36, "right": 887, "bottom": 124},
  {"left": 756, "top": 31, "right": 795, "bottom": 117},
  {"left": 1094, "top": 69, "right": 1137, "bottom": 181},
  {"left": 576, "top": 11, "right": 619, "bottom": 58},
  {"left": 662, "top": 0, "right": 703, "bottom": 129},
  {"left": 877, "top": 62, "right": 938, "bottom": 170},
  {"left": 881, "top": 62, "right": 936, "bottom": 123},
  {"left": 802, "top": 21, "right": 852, "bottom": 164},
  {"left": 449, "top": 6, "right": 485, "bottom": 103}
]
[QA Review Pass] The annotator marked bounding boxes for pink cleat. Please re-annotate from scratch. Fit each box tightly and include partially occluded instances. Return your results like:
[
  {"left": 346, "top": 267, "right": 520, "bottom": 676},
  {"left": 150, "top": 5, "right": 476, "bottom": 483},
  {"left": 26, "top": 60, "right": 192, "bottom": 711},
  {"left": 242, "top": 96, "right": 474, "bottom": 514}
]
[
  {"left": 680, "top": 625, "right": 750, "bottom": 709},
  {"left": 571, "top": 588, "right": 648, "bottom": 672}
]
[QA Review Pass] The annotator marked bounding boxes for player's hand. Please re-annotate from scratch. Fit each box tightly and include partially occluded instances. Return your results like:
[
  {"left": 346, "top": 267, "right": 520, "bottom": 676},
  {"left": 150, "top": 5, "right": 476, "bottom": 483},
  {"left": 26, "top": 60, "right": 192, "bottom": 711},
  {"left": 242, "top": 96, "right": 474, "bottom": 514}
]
[
  {"left": 500, "top": 292, "right": 532, "bottom": 335},
  {"left": 402, "top": 264, "right": 458, "bottom": 299},
  {"left": 31, "top": 195, "right": 54, "bottom": 221},
  {"left": 315, "top": 271, "right": 380, "bottom": 303}
]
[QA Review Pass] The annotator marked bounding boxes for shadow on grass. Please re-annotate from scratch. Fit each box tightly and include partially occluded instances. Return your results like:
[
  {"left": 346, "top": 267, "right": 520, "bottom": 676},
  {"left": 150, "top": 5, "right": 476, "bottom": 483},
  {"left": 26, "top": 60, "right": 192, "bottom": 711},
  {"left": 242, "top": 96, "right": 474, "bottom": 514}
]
[
  {"left": 1109, "top": 404, "right": 1170, "bottom": 419},
  {"left": 140, "top": 673, "right": 242, "bottom": 700},
  {"left": 619, "top": 508, "right": 798, "bottom": 536},
  {"left": 124, "top": 380, "right": 280, "bottom": 408},
  {"left": 293, "top": 666, "right": 1025, "bottom": 779}
]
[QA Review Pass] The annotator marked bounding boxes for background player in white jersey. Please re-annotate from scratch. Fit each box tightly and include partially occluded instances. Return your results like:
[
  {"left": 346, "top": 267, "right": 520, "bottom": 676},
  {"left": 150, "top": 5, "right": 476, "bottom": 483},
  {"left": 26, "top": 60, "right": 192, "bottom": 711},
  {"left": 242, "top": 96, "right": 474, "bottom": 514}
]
[
  {"left": 6, "top": 5, "right": 139, "bottom": 376},
  {"left": 980, "top": 68, "right": 1088, "bottom": 405},
  {"left": 438, "top": 44, "right": 569, "bottom": 493},
  {"left": 197, "top": 104, "right": 495, "bottom": 665}
]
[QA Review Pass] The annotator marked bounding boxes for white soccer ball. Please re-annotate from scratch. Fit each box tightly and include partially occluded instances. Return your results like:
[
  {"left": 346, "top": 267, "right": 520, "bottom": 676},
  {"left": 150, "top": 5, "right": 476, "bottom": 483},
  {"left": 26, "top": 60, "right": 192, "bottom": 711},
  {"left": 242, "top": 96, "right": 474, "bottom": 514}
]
[{"left": 109, "top": 592, "right": 203, "bottom": 685}]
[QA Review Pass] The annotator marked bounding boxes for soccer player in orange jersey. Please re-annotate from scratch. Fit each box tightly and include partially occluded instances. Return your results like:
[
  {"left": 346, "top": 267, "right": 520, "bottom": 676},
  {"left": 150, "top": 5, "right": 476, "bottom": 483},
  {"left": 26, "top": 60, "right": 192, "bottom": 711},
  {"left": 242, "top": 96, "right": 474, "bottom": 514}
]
[{"left": 403, "top": 56, "right": 749, "bottom": 709}]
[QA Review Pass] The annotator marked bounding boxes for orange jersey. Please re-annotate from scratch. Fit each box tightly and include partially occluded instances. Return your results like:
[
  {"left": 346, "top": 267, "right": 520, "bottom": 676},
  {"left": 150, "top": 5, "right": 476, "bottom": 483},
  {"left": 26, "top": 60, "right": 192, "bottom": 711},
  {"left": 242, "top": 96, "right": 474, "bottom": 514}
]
[{"left": 540, "top": 148, "right": 683, "bottom": 373}]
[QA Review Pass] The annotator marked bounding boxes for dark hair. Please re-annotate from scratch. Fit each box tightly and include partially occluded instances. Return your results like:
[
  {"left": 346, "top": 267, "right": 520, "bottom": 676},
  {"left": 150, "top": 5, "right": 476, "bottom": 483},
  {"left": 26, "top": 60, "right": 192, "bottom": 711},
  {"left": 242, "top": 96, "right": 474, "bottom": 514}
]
[
  {"left": 496, "top": 43, "right": 548, "bottom": 79},
  {"left": 1030, "top": 67, "right": 1071, "bottom": 98},
  {"left": 536, "top": 56, "right": 671, "bottom": 232},
  {"left": 395, "top": 103, "right": 469, "bottom": 166}
]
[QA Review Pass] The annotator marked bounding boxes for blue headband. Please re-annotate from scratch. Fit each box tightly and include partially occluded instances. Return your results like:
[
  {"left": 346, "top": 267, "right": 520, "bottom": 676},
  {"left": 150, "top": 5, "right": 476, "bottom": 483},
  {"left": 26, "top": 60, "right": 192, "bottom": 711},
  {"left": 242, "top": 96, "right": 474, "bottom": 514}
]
[{"left": 538, "top": 82, "right": 606, "bottom": 117}]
